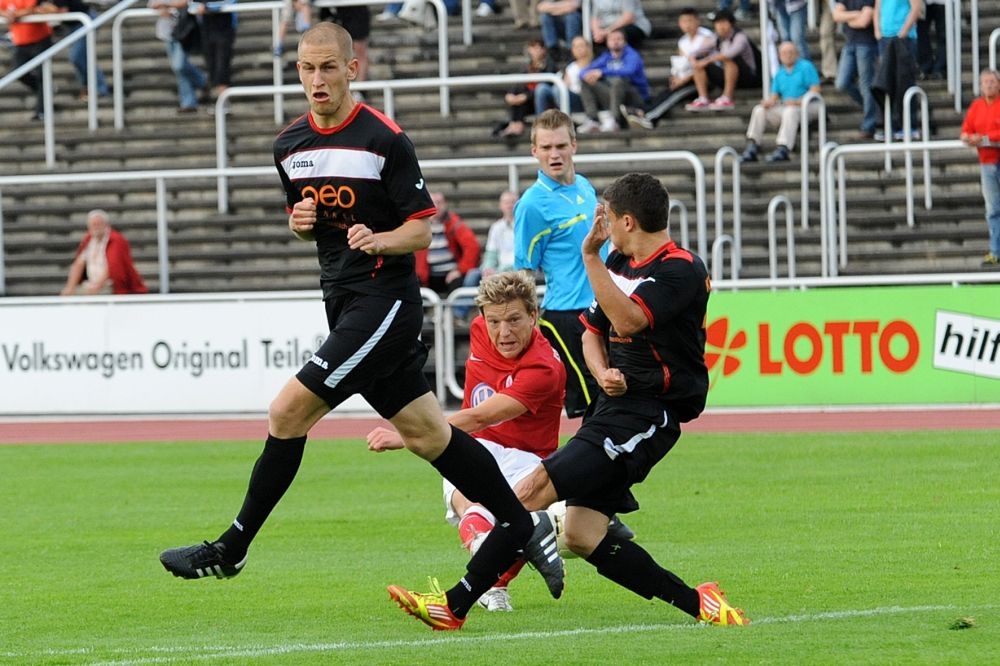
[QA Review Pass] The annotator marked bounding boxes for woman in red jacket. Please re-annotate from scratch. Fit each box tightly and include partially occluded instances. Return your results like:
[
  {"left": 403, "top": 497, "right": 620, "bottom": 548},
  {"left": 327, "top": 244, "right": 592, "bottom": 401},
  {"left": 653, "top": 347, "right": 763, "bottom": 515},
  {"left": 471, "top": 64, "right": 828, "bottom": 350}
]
[
  {"left": 960, "top": 69, "right": 1000, "bottom": 266},
  {"left": 61, "top": 210, "right": 149, "bottom": 295}
]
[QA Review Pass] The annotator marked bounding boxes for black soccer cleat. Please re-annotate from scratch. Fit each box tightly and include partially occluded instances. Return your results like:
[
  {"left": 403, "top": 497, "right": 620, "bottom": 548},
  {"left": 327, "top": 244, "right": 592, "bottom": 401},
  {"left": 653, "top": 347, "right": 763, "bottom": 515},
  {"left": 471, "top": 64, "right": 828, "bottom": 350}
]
[
  {"left": 159, "top": 541, "right": 246, "bottom": 580},
  {"left": 607, "top": 514, "right": 636, "bottom": 541},
  {"left": 522, "top": 510, "right": 564, "bottom": 599}
]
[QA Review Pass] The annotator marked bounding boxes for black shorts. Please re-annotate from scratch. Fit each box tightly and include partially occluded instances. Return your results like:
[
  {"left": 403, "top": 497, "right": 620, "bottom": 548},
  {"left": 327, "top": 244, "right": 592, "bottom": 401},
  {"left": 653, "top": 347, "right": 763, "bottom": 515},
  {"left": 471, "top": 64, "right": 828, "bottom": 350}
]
[
  {"left": 542, "top": 395, "right": 681, "bottom": 516},
  {"left": 321, "top": 5, "right": 371, "bottom": 40},
  {"left": 706, "top": 59, "right": 761, "bottom": 90},
  {"left": 296, "top": 292, "right": 430, "bottom": 418},
  {"left": 539, "top": 309, "right": 598, "bottom": 419}
]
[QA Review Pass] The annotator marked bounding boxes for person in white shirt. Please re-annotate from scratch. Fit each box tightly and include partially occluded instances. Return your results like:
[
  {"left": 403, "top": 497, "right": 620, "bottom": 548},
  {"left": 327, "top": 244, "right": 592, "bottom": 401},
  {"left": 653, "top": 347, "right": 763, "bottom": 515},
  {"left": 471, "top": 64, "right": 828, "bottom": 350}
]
[{"left": 623, "top": 7, "right": 716, "bottom": 129}]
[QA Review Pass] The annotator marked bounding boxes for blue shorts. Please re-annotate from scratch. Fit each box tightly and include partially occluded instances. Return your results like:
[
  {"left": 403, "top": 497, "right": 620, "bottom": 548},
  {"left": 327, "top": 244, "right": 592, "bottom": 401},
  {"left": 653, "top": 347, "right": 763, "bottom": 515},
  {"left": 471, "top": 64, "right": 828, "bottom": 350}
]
[{"left": 296, "top": 292, "right": 430, "bottom": 419}]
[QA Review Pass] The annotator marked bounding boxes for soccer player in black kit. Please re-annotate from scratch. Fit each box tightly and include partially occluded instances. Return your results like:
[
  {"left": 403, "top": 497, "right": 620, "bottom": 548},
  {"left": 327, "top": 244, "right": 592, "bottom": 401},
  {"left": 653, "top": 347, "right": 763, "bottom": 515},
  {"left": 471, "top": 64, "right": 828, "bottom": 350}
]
[
  {"left": 393, "top": 173, "right": 750, "bottom": 630},
  {"left": 159, "top": 23, "right": 564, "bottom": 624}
]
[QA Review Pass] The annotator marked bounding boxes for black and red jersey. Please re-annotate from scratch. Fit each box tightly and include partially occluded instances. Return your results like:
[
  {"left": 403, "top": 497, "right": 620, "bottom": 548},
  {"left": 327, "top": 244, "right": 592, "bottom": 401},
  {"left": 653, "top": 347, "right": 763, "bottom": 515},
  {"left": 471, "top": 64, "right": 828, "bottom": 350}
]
[
  {"left": 581, "top": 240, "right": 710, "bottom": 422},
  {"left": 273, "top": 104, "right": 435, "bottom": 302}
]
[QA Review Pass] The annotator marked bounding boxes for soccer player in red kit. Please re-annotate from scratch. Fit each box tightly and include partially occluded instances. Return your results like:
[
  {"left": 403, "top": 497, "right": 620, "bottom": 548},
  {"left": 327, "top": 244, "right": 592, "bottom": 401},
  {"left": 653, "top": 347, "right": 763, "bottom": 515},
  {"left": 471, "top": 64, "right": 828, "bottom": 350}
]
[{"left": 370, "top": 270, "right": 564, "bottom": 613}]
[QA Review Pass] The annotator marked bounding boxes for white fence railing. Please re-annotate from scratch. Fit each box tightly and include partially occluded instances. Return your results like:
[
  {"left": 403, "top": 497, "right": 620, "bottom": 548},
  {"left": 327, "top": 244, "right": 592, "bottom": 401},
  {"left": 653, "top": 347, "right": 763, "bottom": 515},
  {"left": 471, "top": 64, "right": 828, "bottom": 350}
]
[{"left": 0, "top": 151, "right": 705, "bottom": 295}]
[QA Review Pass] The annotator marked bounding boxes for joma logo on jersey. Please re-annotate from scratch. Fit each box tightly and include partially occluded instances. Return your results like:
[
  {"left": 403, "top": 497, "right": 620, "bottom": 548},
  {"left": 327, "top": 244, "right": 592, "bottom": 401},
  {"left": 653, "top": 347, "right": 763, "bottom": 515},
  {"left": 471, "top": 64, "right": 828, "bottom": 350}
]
[
  {"left": 300, "top": 184, "right": 356, "bottom": 208},
  {"left": 308, "top": 354, "right": 329, "bottom": 370},
  {"left": 291, "top": 159, "right": 314, "bottom": 169}
]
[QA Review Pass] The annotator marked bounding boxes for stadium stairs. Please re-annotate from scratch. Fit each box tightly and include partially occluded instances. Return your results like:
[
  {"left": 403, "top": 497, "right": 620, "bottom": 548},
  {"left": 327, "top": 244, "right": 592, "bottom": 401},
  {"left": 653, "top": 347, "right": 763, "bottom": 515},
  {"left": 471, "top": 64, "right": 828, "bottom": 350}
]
[{"left": 1, "top": 0, "right": 998, "bottom": 297}]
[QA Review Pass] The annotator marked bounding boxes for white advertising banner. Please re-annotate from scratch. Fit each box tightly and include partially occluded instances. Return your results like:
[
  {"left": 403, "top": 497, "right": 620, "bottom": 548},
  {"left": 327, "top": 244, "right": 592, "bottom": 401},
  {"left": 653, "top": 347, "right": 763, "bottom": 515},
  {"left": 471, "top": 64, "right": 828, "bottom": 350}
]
[{"left": 0, "top": 292, "right": 374, "bottom": 415}]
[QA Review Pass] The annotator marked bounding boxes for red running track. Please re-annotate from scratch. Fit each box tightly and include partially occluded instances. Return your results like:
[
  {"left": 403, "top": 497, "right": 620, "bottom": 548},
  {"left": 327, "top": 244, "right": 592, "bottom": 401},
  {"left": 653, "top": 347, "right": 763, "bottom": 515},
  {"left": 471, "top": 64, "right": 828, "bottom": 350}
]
[{"left": 0, "top": 407, "right": 997, "bottom": 444}]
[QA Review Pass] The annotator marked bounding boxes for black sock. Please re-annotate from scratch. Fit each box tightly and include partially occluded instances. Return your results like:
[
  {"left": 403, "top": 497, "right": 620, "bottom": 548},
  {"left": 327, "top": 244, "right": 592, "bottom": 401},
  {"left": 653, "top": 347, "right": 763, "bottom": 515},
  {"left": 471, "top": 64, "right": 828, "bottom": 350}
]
[
  {"left": 430, "top": 426, "right": 532, "bottom": 538},
  {"left": 216, "top": 433, "right": 306, "bottom": 561},
  {"left": 586, "top": 534, "right": 700, "bottom": 618}
]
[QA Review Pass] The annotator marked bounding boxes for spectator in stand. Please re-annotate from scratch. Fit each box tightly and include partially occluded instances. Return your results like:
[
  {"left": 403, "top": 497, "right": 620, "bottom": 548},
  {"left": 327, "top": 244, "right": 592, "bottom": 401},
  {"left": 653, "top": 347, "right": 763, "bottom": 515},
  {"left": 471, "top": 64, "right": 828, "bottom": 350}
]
[
  {"left": 872, "top": 0, "right": 920, "bottom": 138},
  {"left": 45, "top": 0, "right": 110, "bottom": 101},
  {"left": 769, "top": 0, "right": 809, "bottom": 61},
  {"left": 415, "top": 191, "right": 482, "bottom": 297},
  {"left": 577, "top": 28, "right": 650, "bottom": 133},
  {"left": 917, "top": 0, "right": 946, "bottom": 80},
  {"left": 873, "top": 0, "right": 919, "bottom": 59},
  {"left": 716, "top": 0, "right": 752, "bottom": 22},
  {"left": 590, "top": 0, "right": 651, "bottom": 51},
  {"left": 623, "top": 6, "right": 716, "bottom": 129},
  {"left": 318, "top": 4, "right": 370, "bottom": 93},
  {"left": 537, "top": 0, "right": 581, "bottom": 60},
  {"left": 274, "top": 0, "right": 311, "bottom": 56},
  {"left": 150, "top": 0, "right": 208, "bottom": 113},
  {"left": 495, "top": 38, "right": 558, "bottom": 139},
  {"left": 738, "top": 40, "right": 821, "bottom": 163},
  {"left": 60, "top": 209, "right": 148, "bottom": 296},
  {"left": 1, "top": 0, "right": 53, "bottom": 120},
  {"left": 833, "top": 0, "right": 878, "bottom": 139},
  {"left": 453, "top": 190, "right": 520, "bottom": 322},
  {"left": 535, "top": 35, "right": 592, "bottom": 116},
  {"left": 817, "top": 0, "right": 839, "bottom": 83},
  {"left": 959, "top": 69, "right": 1000, "bottom": 267},
  {"left": 477, "top": 0, "right": 536, "bottom": 28},
  {"left": 480, "top": 190, "right": 519, "bottom": 278},
  {"left": 196, "top": 0, "right": 237, "bottom": 99},
  {"left": 686, "top": 9, "right": 761, "bottom": 111}
]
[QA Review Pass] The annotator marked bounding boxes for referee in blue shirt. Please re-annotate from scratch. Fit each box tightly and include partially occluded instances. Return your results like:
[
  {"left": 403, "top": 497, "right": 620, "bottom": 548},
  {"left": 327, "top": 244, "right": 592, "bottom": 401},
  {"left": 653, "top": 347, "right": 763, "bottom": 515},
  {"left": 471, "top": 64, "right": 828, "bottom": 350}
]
[{"left": 515, "top": 109, "right": 607, "bottom": 418}]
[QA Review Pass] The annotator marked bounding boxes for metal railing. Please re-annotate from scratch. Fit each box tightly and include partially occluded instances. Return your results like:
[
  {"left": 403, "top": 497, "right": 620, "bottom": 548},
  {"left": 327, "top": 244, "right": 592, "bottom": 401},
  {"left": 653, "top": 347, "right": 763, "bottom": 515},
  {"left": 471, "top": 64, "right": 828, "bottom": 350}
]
[
  {"left": 110, "top": 0, "right": 456, "bottom": 131},
  {"left": 0, "top": 150, "right": 705, "bottom": 294},
  {"left": 213, "top": 73, "right": 570, "bottom": 212},
  {"left": 115, "top": 2, "right": 275, "bottom": 130},
  {"left": 820, "top": 138, "right": 967, "bottom": 277},
  {"left": 713, "top": 146, "right": 743, "bottom": 279},
  {"left": 767, "top": 194, "right": 796, "bottom": 282},
  {"left": 0, "top": 1, "right": 140, "bottom": 167},
  {"left": 798, "top": 91, "right": 826, "bottom": 230}
]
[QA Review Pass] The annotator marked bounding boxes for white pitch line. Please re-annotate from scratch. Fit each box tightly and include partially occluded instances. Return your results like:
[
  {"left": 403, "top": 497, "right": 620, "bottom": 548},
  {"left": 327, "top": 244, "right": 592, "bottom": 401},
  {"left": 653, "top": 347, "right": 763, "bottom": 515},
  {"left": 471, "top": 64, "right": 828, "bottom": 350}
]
[{"left": 5, "top": 603, "right": 989, "bottom": 666}]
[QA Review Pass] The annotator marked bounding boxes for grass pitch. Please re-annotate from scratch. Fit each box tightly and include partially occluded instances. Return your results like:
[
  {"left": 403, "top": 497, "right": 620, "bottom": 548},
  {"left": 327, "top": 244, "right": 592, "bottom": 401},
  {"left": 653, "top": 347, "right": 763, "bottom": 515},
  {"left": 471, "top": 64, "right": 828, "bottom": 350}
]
[{"left": 1, "top": 429, "right": 997, "bottom": 665}]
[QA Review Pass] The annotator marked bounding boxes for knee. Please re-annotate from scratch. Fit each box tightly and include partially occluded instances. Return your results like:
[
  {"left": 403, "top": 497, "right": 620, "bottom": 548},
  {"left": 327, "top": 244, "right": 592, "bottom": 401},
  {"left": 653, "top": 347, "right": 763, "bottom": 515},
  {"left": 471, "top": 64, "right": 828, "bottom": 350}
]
[
  {"left": 562, "top": 524, "right": 598, "bottom": 558},
  {"left": 398, "top": 421, "right": 451, "bottom": 461}
]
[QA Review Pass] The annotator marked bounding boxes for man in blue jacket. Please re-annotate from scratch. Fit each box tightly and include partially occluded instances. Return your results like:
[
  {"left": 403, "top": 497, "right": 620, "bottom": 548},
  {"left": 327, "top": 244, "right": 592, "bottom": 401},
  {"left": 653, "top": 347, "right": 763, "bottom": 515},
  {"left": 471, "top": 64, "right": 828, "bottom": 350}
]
[{"left": 578, "top": 28, "right": 650, "bottom": 132}]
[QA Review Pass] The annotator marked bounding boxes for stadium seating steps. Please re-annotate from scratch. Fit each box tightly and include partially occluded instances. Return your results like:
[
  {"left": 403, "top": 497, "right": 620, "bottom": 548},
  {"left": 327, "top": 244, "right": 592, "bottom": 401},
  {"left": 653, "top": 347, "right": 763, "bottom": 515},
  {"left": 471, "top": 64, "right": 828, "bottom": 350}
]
[{"left": 1, "top": 0, "right": 998, "bottom": 296}]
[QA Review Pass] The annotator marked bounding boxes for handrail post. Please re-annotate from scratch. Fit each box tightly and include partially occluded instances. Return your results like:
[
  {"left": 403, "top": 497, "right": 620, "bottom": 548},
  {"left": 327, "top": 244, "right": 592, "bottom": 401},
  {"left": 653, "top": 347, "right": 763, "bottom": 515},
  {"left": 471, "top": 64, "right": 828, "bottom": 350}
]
[
  {"left": 799, "top": 91, "right": 825, "bottom": 230},
  {"left": 970, "top": 0, "right": 980, "bottom": 97},
  {"left": 767, "top": 195, "right": 796, "bottom": 283},
  {"left": 156, "top": 177, "right": 170, "bottom": 294},
  {"left": 271, "top": 5, "right": 284, "bottom": 125},
  {"left": 819, "top": 140, "right": 837, "bottom": 277},
  {"left": 991, "top": 27, "right": 1000, "bottom": 72},
  {"left": 42, "top": 60, "right": 56, "bottom": 168},
  {"left": 711, "top": 234, "right": 734, "bottom": 283},
  {"left": 901, "top": 86, "right": 932, "bottom": 228},
  {"left": 669, "top": 199, "right": 690, "bottom": 250},
  {"left": 713, "top": 146, "right": 742, "bottom": 277}
]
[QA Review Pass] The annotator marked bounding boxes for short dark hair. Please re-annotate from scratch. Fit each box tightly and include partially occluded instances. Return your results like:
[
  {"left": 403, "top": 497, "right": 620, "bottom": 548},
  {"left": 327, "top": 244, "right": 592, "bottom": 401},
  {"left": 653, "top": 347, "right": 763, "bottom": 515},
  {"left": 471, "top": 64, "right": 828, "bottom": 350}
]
[
  {"left": 602, "top": 173, "right": 670, "bottom": 233},
  {"left": 679, "top": 6, "right": 699, "bottom": 18},
  {"left": 713, "top": 8, "right": 736, "bottom": 24}
]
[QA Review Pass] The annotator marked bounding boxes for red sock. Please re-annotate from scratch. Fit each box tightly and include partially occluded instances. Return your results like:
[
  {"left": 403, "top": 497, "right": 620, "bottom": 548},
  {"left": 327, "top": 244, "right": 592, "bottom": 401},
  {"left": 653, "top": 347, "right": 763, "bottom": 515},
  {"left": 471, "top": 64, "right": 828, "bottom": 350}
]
[
  {"left": 496, "top": 558, "right": 526, "bottom": 588},
  {"left": 458, "top": 506, "right": 495, "bottom": 552}
]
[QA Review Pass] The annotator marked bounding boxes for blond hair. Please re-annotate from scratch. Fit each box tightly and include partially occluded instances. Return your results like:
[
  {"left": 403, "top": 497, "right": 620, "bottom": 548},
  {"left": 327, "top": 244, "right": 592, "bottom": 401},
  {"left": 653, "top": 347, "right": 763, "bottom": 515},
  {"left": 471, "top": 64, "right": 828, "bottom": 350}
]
[{"left": 475, "top": 270, "right": 538, "bottom": 314}]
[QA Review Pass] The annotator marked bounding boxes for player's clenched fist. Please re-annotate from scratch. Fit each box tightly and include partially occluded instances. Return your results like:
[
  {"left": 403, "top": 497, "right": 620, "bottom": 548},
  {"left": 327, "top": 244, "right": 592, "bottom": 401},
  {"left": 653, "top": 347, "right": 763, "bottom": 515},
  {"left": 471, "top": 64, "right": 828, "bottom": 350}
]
[{"left": 289, "top": 197, "right": 317, "bottom": 239}]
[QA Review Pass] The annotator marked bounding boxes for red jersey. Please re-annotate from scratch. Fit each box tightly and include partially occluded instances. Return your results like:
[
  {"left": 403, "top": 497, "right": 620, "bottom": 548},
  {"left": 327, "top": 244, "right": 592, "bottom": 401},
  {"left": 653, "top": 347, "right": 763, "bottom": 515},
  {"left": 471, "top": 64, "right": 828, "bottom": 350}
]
[
  {"left": 462, "top": 317, "right": 565, "bottom": 457},
  {"left": 961, "top": 96, "right": 1000, "bottom": 165},
  {"left": 3, "top": 0, "right": 53, "bottom": 46}
]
